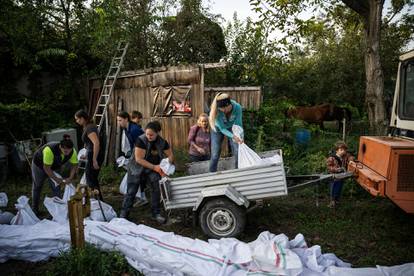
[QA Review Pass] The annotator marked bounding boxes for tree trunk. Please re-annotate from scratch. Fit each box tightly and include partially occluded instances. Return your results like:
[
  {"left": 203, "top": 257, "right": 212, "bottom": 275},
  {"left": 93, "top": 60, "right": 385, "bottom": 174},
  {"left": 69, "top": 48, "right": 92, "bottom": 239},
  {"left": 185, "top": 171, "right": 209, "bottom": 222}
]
[{"left": 364, "top": 0, "right": 387, "bottom": 135}]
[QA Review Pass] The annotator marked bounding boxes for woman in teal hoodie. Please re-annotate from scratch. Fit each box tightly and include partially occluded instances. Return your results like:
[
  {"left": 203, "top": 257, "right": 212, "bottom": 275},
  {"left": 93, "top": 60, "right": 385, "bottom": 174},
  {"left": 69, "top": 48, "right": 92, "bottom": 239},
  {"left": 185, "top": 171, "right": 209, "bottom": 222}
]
[{"left": 208, "top": 93, "right": 244, "bottom": 172}]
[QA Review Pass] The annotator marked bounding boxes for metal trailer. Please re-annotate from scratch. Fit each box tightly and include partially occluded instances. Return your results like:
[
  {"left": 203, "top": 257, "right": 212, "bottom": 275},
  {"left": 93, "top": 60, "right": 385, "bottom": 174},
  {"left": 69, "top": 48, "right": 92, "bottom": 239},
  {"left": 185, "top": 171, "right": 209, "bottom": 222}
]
[{"left": 159, "top": 150, "right": 353, "bottom": 238}]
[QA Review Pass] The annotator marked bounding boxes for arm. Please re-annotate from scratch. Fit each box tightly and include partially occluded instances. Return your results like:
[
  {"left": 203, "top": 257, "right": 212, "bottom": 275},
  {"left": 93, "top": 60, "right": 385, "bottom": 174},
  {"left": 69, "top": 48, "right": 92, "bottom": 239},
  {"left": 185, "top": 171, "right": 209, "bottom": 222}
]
[
  {"left": 43, "top": 165, "right": 63, "bottom": 185},
  {"left": 134, "top": 147, "right": 156, "bottom": 170},
  {"left": 41, "top": 147, "right": 62, "bottom": 184},
  {"left": 215, "top": 117, "right": 234, "bottom": 139},
  {"left": 164, "top": 148, "right": 174, "bottom": 164},
  {"left": 187, "top": 126, "right": 197, "bottom": 146},
  {"left": 326, "top": 157, "right": 343, "bottom": 173},
  {"left": 67, "top": 165, "right": 78, "bottom": 183},
  {"left": 188, "top": 126, "right": 203, "bottom": 153},
  {"left": 88, "top": 131, "right": 100, "bottom": 169}
]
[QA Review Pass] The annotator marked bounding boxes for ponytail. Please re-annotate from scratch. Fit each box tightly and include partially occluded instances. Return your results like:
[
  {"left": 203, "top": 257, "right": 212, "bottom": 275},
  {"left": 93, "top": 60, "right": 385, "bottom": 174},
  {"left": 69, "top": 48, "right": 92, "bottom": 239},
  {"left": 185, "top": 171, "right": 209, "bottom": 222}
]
[{"left": 209, "top": 93, "right": 230, "bottom": 132}]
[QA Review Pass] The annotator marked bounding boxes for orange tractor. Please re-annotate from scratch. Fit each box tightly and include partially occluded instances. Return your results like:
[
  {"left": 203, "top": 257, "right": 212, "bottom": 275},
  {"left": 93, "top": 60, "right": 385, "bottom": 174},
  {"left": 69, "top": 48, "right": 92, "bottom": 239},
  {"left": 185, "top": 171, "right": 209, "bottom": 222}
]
[{"left": 349, "top": 50, "right": 414, "bottom": 213}]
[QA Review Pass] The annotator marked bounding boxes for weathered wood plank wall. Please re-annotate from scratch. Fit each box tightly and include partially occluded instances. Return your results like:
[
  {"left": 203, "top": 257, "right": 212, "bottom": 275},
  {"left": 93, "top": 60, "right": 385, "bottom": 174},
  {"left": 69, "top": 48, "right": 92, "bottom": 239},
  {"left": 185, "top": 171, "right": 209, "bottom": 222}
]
[
  {"left": 88, "top": 66, "right": 262, "bottom": 163},
  {"left": 204, "top": 86, "right": 262, "bottom": 110}
]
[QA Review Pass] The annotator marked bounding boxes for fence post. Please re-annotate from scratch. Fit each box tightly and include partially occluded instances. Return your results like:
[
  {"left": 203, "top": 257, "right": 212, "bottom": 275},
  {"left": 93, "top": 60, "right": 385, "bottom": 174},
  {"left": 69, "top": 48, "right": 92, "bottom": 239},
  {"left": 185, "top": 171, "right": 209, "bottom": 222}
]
[{"left": 342, "top": 117, "right": 346, "bottom": 142}]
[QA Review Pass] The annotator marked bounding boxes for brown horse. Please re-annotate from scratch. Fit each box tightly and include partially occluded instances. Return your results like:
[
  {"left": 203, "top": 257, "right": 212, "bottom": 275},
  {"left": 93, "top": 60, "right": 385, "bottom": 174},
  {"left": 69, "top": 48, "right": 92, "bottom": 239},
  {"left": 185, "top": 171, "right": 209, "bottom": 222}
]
[{"left": 285, "top": 103, "right": 351, "bottom": 131}]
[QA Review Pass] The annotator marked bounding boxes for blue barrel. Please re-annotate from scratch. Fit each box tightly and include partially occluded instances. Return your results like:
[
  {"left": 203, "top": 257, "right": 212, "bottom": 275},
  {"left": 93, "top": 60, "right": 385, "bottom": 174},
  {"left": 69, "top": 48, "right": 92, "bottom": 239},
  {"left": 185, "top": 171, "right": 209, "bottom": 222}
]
[{"left": 295, "top": 129, "right": 311, "bottom": 145}]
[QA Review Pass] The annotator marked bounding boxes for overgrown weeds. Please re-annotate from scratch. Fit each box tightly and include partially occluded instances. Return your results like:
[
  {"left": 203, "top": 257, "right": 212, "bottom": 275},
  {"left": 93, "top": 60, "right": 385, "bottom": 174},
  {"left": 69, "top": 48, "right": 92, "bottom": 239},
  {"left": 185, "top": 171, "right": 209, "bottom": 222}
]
[{"left": 46, "top": 245, "right": 141, "bottom": 276}]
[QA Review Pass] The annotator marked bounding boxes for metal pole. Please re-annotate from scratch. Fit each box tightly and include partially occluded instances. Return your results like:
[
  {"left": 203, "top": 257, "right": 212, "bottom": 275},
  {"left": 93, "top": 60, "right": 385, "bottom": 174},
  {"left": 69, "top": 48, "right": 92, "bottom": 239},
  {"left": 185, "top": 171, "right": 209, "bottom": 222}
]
[{"left": 342, "top": 117, "right": 346, "bottom": 142}]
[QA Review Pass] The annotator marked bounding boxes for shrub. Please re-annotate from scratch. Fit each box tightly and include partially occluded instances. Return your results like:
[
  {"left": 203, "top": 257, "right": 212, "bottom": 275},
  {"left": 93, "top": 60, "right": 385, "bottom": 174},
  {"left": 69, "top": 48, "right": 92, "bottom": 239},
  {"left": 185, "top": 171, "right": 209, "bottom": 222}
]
[
  {"left": 98, "top": 165, "right": 123, "bottom": 186},
  {"left": 47, "top": 245, "right": 141, "bottom": 276}
]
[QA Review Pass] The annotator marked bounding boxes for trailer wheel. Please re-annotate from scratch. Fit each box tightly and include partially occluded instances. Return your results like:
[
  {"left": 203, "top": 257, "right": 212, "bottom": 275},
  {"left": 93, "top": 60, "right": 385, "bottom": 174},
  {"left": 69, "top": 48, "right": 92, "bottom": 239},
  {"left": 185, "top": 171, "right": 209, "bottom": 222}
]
[{"left": 199, "top": 198, "right": 246, "bottom": 239}]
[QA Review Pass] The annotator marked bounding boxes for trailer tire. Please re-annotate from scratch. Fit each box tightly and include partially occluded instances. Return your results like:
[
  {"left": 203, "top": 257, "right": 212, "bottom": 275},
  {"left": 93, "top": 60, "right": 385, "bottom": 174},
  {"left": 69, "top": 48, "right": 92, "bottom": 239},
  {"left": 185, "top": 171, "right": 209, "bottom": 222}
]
[{"left": 199, "top": 198, "right": 246, "bottom": 239}]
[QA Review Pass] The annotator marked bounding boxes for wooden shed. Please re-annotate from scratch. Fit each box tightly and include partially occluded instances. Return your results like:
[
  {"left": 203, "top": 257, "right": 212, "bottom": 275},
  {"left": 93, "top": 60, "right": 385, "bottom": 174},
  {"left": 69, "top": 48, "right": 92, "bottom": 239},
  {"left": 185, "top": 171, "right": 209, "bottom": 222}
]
[{"left": 87, "top": 64, "right": 262, "bottom": 163}]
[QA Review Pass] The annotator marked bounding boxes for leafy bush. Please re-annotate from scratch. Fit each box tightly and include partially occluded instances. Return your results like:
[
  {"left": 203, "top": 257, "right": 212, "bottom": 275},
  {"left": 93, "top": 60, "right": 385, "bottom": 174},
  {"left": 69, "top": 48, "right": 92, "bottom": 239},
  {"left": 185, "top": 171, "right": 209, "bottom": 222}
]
[
  {"left": 47, "top": 245, "right": 141, "bottom": 276},
  {"left": 98, "top": 165, "right": 123, "bottom": 186},
  {"left": 0, "top": 100, "right": 71, "bottom": 141}
]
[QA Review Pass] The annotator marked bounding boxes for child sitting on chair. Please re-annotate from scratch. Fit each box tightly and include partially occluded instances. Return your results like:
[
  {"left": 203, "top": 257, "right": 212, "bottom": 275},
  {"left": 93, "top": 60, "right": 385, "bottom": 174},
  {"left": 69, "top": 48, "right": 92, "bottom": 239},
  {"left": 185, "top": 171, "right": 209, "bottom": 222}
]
[{"left": 326, "top": 141, "right": 354, "bottom": 208}]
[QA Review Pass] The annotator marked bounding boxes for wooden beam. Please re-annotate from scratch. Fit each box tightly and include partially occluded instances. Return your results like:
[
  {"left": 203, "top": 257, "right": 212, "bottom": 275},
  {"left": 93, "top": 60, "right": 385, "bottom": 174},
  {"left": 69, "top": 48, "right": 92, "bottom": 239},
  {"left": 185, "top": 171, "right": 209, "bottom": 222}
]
[
  {"left": 204, "top": 86, "right": 261, "bottom": 91},
  {"left": 202, "top": 62, "right": 227, "bottom": 69},
  {"left": 115, "top": 98, "right": 123, "bottom": 160}
]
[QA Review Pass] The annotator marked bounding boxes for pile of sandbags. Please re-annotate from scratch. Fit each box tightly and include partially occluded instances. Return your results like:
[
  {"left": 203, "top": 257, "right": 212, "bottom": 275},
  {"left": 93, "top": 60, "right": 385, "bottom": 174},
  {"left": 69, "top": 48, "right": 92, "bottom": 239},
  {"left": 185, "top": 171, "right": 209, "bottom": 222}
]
[
  {"left": 0, "top": 192, "right": 14, "bottom": 224},
  {"left": 85, "top": 218, "right": 351, "bottom": 276},
  {"left": 0, "top": 219, "right": 70, "bottom": 262},
  {"left": 1, "top": 215, "right": 413, "bottom": 275}
]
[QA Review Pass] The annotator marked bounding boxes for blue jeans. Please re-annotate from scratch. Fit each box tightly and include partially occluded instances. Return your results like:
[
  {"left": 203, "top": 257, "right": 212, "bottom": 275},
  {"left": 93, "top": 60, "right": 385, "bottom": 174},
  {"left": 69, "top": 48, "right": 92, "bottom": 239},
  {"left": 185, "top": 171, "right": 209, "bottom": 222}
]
[
  {"left": 330, "top": 180, "right": 344, "bottom": 201},
  {"left": 209, "top": 129, "right": 239, "bottom": 172},
  {"left": 122, "top": 169, "right": 161, "bottom": 217}
]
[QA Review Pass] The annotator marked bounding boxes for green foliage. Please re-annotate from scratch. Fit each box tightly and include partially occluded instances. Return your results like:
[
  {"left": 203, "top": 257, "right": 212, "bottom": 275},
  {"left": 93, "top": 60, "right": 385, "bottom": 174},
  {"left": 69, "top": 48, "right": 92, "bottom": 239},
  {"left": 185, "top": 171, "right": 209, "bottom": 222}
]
[
  {"left": 157, "top": 0, "right": 227, "bottom": 64},
  {"left": 47, "top": 245, "right": 140, "bottom": 276},
  {"left": 0, "top": 100, "right": 70, "bottom": 141},
  {"left": 243, "top": 98, "right": 360, "bottom": 176},
  {"left": 173, "top": 148, "right": 190, "bottom": 172},
  {"left": 98, "top": 165, "right": 123, "bottom": 186}
]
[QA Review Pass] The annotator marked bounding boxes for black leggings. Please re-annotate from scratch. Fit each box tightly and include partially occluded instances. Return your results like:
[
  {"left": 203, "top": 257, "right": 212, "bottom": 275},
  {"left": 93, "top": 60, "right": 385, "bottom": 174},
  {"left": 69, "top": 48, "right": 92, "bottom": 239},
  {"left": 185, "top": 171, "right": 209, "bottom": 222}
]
[{"left": 86, "top": 151, "right": 103, "bottom": 200}]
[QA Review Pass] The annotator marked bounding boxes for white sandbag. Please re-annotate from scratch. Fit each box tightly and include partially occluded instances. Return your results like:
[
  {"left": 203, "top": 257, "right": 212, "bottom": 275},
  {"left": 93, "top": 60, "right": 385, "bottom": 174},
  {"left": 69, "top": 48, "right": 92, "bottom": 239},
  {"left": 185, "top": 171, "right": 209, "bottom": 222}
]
[
  {"left": 263, "top": 154, "right": 283, "bottom": 164},
  {"left": 77, "top": 148, "right": 87, "bottom": 161},
  {"left": 377, "top": 262, "right": 414, "bottom": 276},
  {"left": 62, "top": 183, "right": 76, "bottom": 202},
  {"left": 249, "top": 231, "right": 303, "bottom": 275},
  {"left": 1, "top": 216, "right": 413, "bottom": 274},
  {"left": 119, "top": 173, "right": 128, "bottom": 195},
  {"left": 232, "top": 125, "right": 264, "bottom": 168},
  {"left": 10, "top": 196, "right": 40, "bottom": 225},
  {"left": 160, "top": 158, "right": 175, "bottom": 176},
  {"left": 116, "top": 156, "right": 129, "bottom": 167},
  {"left": 121, "top": 130, "right": 132, "bottom": 156},
  {"left": 238, "top": 143, "right": 263, "bottom": 168},
  {"left": 0, "top": 211, "right": 14, "bottom": 224},
  {"left": 119, "top": 173, "right": 142, "bottom": 198},
  {"left": 0, "top": 219, "right": 70, "bottom": 263},
  {"left": 80, "top": 173, "right": 86, "bottom": 185},
  {"left": 232, "top": 124, "right": 244, "bottom": 140},
  {"left": 90, "top": 199, "right": 117, "bottom": 222},
  {"left": 50, "top": 171, "right": 63, "bottom": 187},
  {"left": 43, "top": 197, "right": 68, "bottom": 224},
  {"left": 0, "top": 192, "right": 8, "bottom": 207}
]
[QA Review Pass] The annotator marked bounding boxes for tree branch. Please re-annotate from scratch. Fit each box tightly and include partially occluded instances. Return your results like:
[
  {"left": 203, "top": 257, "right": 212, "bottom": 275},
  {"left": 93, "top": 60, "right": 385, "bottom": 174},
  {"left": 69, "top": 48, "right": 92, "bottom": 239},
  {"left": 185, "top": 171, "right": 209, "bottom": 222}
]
[
  {"left": 342, "top": 0, "right": 370, "bottom": 18},
  {"left": 383, "top": 6, "right": 405, "bottom": 25}
]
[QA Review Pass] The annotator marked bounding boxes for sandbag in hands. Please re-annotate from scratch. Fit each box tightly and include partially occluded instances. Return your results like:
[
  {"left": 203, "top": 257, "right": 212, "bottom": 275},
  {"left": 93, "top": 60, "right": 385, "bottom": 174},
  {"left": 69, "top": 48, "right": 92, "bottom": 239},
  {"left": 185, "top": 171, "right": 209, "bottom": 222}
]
[
  {"left": 232, "top": 125, "right": 244, "bottom": 144},
  {"left": 232, "top": 125, "right": 282, "bottom": 168},
  {"left": 160, "top": 158, "right": 175, "bottom": 176},
  {"left": 232, "top": 125, "right": 263, "bottom": 168},
  {"left": 50, "top": 172, "right": 73, "bottom": 187}
]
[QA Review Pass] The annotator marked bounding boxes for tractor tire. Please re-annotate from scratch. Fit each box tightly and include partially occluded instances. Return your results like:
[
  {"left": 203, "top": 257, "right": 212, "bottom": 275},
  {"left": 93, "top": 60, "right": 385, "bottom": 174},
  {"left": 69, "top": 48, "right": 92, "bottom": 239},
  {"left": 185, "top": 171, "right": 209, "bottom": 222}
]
[{"left": 199, "top": 197, "right": 246, "bottom": 239}]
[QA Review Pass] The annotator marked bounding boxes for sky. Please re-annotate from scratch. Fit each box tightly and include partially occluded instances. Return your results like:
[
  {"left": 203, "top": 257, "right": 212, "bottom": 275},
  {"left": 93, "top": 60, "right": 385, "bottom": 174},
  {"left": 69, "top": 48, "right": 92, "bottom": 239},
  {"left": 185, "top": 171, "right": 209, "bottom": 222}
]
[
  {"left": 204, "top": 0, "right": 413, "bottom": 50},
  {"left": 204, "top": 0, "right": 258, "bottom": 23},
  {"left": 205, "top": 0, "right": 412, "bottom": 24}
]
